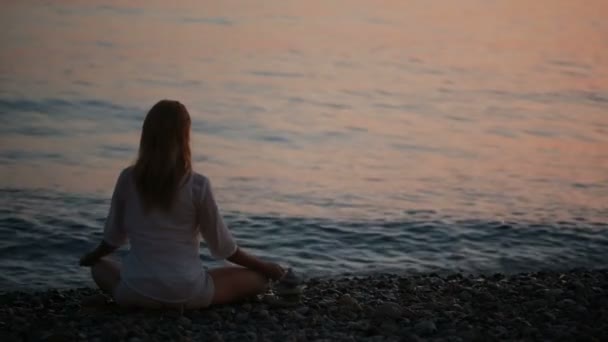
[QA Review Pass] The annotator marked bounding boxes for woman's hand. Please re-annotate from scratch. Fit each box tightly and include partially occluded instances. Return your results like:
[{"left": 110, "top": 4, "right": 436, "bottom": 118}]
[
  {"left": 261, "top": 261, "right": 285, "bottom": 281},
  {"left": 79, "top": 241, "right": 118, "bottom": 267},
  {"left": 226, "top": 248, "right": 285, "bottom": 280}
]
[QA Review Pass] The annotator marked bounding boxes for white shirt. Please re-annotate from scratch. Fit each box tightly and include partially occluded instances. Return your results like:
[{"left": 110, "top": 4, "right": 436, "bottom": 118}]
[{"left": 103, "top": 167, "right": 237, "bottom": 302}]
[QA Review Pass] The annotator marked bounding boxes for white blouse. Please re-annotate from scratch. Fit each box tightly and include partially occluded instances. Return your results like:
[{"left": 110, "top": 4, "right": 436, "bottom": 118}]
[{"left": 103, "top": 167, "right": 237, "bottom": 302}]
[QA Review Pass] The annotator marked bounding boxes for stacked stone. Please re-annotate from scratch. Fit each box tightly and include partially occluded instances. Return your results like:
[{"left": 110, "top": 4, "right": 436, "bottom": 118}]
[{"left": 270, "top": 268, "right": 304, "bottom": 307}]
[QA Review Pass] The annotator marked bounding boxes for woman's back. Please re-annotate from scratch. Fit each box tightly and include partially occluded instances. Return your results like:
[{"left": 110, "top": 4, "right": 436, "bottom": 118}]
[{"left": 106, "top": 167, "right": 236, "bottom": 302}]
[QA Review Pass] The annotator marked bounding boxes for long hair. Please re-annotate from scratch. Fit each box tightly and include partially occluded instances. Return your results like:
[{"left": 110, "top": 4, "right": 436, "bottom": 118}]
[{"left": 133, "top": 100, "right": 192, "bottom": 212}]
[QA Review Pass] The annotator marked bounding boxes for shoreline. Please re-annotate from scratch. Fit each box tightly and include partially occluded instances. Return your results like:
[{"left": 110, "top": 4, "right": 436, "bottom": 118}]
[{"left": 1, "top": 269, "right": 606, "bottom": 341}]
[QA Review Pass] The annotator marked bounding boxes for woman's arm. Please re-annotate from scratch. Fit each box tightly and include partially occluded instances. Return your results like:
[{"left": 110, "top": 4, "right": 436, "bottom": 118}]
[
  {"left": 79, "top": 241, "right": 118, "bottom": 266},
  {"left": 80, "top": 169, "right": 129, "bottom": 267},
  {"left": 197, "top": 177, "right": 285, "bottom": 280},
  {"left": 227, "top": 247, "right": 285, "bottom": 280}
]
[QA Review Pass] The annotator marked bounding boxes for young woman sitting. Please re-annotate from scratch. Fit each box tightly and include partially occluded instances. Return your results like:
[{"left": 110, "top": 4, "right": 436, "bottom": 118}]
[{"left": 79, "top": 100, "right": 285, "bottom": 309}]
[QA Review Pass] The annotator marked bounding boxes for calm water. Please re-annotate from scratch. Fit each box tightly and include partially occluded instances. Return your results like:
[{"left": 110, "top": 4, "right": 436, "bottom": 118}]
[{"left": 1, "top": 0, "right": 607, "bottom": 290}]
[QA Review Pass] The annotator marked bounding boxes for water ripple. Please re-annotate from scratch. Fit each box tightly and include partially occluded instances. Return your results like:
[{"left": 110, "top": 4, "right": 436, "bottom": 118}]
[{"left": 1, "top": 188, "right": 606, "bottom": 290}]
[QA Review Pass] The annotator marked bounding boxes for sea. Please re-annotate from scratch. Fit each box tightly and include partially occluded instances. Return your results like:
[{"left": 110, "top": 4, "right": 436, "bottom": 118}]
[{"left": 1, "top": 0, "right": 607, "bottom": 290}]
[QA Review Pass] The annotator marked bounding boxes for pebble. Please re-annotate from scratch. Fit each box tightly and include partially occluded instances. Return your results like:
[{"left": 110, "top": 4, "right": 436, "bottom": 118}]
[
  {"left": 458, "top": 291, "right": 472, "bottom": 301},
  {"left": 1, "top": 270, "right": 605, "bottom": 341},
  {"left": 235, "top": 312, "right": 249, "bottom": 323},
  {"left": 80, "top": 294, "right": 107, "bottom": 308},
  {"left": 544, "top": 288, "right": 564, "bottom": 297},
  {"left": 574, "top": 305, "right": 588, "bottom": 315},
  {"left": 337, "top": 294, "right": 361, "bottom": 311},
  {"left": 543, "top": 311, "right": 556, "bottom": 321},
  {"left": 399, "top": 278, "right": 414, "bottom": 291},
  {"left": 206, "top": 311, "right": 222, "bottom": 321},
  {"left": 379, "top": 320, "right": 399, "bottom": 335},
  {"left": 559, "top": 298, "right": 577, "bottom": 307},
  {"left": 295, "top": 307, "right": 309, "bottom": 315},
  {"left": 400, "top": 332, "right": 423, "bottom": 342},
  {"left": 494, "top": 325, "right": 508, "bottom": 336},
  {"left": 257, "top": 309, "right": 271, "bottom": 319},
  {"left": 372, "top": 302, "right": 402, "bottom": 319},
  {"left": 177, "top": 316, "right": 191, "bottom": 327},
  {"left": 210, "top": 331, "right": 224, "bottom": 342},
  {"left": 414, "top": 320, "right": 437, "bottom": 336}
]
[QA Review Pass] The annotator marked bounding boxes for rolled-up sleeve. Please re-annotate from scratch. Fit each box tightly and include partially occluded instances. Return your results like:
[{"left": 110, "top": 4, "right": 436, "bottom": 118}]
[
  {"left": 198, "top": 178, "right": 237, "bottom": 259},
  {"left": 103, "top": 169, "right": 129, "bottom": 247}
]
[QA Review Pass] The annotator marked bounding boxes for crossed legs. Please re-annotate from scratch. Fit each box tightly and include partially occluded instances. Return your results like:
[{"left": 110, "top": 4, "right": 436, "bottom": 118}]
[{"left": 89, "top": 258, "right": 269, "bottom": 309}]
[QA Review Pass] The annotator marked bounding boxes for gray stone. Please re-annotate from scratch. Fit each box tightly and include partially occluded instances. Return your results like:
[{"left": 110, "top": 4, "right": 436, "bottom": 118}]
[
  {"left": 80, "top": 294, "right": 107, "bottom": 308},
  {"left": 244, "top": 331, "right": 256, "bottom": 341},
  {"left": 571, "top": 280, "right": 585, "bottom": 290},
  {"left": 494, "top": 325, "right": 508, "bottom": 336},
  {"left": 210, "top": 331, "right": 224, "bottom": 342},
  {"left": 235, "top": 312, "right": 249, "bottom": 323},
  {"left": 429, "top": 277, "right": 445, "bottom": 286},
  {"left": 399, "top": 278, "right": 414, "bottom": 291},
  {"left": 459, "top": 291, "right": 472, "bottom": 301},
  {"left": 400, "top": 332, "right": 423, "bottom": 342},
  {"left": 288, "top": 310, "right": 306, "bottom": 321},
  {"left": 574, "top": 305, "right": 588, "bottom": 315},
  {"left": 42, "top": 331, "right": 76, "bottom": 342},
  {"left": 544, "top": 288, "right": 564, "bottom": 297},
  {"left": 177, "top": 316, "right": 191, "bottom": 327},
  {"left": 414, "top": 320, "right": 437, "bottom": 336},
  {"left": 337, "top": 294, "right": 361, "bottom": 311},
  {"left": 257, "top": 309, "right": 270, "bottom": 319},
  {"left": 346, "top": 320, "right": 367, "bottom": 331},
  {"left": 476, "top": 291, "right": 495, "bottom": 302},
  {"left": 274, "top": 285, "right": 304, "bottom": 296},
  {"left": 372, "top": 302, "right": 402, "bottom": 319},
  {"left": 543, "top": 311, "right": 556, "bottom": 321},
  {"left": 559, "top": 298, "right": 577, "bottom": 307},
  {"left": 525, "top": 299, "right": 548, "bottom": 308},
  {"left": 205, "top": 311, "right": 222, "bottom": 321},
  {"left": 379, "top": 320, "right": 399, "bottom": 335},
  {"left": 295, "top": 306, "right": 309, "bottom": 315}
]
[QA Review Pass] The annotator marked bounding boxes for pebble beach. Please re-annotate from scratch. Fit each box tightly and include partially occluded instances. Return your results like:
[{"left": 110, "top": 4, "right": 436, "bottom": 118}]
[{"left": 1, "top": 269, "right": 607, "bottom": 341}]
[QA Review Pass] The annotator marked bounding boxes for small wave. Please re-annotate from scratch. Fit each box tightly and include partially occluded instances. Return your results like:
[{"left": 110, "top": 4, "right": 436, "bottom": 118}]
[
  {"left": 1, "top": 188, "right": 607, "bottom": 290},
  {"left": 181, "top": 16, "right": 234, "bottom": 26},
  {"left": 481, "top": 89, "right": 608, "bottom": 108}
]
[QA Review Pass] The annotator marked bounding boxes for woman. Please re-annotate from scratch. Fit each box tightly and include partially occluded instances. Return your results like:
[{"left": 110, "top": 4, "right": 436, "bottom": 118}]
[{"left": 79, "top": 100, "right": 284, "bottom": 309}]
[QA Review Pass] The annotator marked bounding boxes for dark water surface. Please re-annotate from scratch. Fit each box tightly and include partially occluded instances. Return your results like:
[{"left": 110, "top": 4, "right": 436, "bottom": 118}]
[{"left": 1, "top": 1, "right": 607, "bottom": 290}]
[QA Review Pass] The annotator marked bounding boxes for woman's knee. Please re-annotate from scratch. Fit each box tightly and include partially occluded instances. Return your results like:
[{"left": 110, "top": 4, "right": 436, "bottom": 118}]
[
  {"left": 209, "top": 267, "right": 269, "bottom": 305},
  {"left": 250, "top": 272, "right": 270, "bottom": 292},
  {"left": 90, "top": 261, "right": 103, "bottom": 278},
  {"left": 90, "top": 258, "right": 121, "bottom": 293},
  {"left": 91, "top": 258, "right": 116, "bottom": 277}
]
